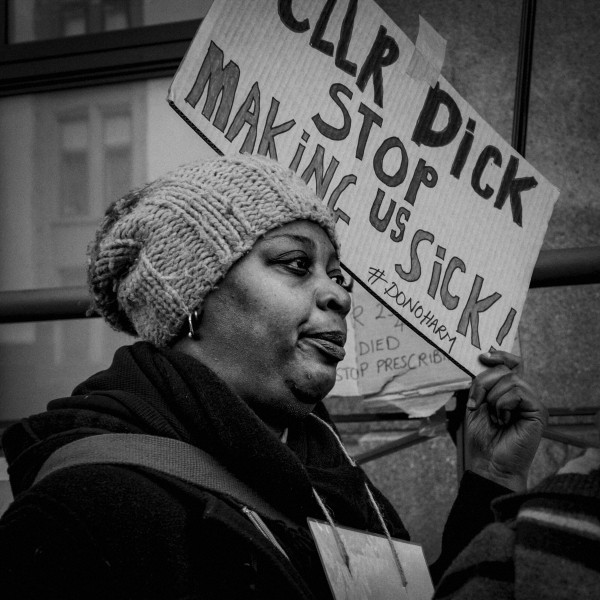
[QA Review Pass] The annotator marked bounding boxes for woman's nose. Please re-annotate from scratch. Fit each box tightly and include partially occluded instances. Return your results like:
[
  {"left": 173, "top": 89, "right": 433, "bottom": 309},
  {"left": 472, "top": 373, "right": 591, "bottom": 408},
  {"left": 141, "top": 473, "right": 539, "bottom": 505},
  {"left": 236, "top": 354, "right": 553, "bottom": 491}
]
[{"left": 316, "top": 276, "right": 352, "bottom": 317}]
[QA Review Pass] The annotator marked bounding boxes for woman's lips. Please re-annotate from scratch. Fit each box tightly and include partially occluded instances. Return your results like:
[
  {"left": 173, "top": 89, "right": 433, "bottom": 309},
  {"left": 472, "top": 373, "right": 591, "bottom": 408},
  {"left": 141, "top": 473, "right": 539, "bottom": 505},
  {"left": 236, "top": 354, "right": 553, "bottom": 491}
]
[{"left": 301, "top": 332, "right": 346, "bottom": 362}]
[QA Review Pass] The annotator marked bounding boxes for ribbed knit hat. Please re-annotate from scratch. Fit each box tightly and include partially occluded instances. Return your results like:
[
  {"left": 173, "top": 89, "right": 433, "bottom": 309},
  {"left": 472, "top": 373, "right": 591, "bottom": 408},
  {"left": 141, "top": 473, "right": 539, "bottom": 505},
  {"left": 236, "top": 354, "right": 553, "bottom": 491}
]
[{"left": 88, "top": 153, "right": 340, "bottom": 347}]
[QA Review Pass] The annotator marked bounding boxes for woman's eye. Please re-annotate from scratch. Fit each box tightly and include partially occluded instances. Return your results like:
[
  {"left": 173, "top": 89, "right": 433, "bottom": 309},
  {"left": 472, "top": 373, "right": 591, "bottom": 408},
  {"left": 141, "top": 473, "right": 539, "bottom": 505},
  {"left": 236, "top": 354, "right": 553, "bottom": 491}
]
[{"left": 285, "top": 257, "right": 311, "bottom": 273}]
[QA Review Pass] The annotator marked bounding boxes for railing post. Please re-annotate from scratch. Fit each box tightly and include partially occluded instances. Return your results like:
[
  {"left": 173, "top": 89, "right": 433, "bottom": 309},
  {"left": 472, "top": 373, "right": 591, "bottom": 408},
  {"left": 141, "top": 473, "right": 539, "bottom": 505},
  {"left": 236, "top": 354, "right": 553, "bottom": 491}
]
[{"left": 457, "top": 0, "right": 538, "bottom": 480}]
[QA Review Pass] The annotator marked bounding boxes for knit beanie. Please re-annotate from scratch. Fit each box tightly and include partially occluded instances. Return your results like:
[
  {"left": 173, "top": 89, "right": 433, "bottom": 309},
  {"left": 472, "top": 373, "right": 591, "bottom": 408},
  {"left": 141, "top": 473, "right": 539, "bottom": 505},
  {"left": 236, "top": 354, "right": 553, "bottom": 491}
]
[{"left": 87, "top": 153, "right": 340, "bottom": 348}]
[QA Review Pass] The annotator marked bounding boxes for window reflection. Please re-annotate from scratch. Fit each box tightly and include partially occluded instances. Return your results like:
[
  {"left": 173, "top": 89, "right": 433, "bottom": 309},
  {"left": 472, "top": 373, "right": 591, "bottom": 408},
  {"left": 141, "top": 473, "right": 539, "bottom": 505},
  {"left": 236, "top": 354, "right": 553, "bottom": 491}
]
[
  {"left": 59, "top": 117, "right": 90, "bottom": 217},
  {"left": 61, "top": 3, "right": 88, "bottom": 37},
  {"left": 103, "top": 112, "right": 133, "bottom": 204},
  {"left": 34, "top": 90, "right": 139, "bottom": 365},
  {"left": 9, "top": 0, "right": 213, "bottom": 43},
  {"left": 32, "top": 0, "right": 140, "bottom": 40},
  {"left": 103, "top": 1, "right": 133, "bottom": 31},
  {"left": 0, "top": 78, "right": 215, "bottom": 422}
]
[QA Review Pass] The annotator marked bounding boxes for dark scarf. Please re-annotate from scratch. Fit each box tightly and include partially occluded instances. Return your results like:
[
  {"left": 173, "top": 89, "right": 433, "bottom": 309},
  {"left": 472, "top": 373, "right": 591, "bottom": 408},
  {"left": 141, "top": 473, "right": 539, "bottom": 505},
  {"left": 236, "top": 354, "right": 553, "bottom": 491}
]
[{"left": 4, "top": 342, "right": 407, "bottom": 537}]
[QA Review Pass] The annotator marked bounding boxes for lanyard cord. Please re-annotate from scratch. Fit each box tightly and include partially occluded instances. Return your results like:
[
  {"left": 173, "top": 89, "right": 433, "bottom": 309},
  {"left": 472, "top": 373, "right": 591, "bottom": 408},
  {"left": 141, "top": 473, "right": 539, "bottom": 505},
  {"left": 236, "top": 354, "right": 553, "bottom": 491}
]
[
  {"left": 309, "top": 414, "right": 408, "bottom": 588},
  {"left": 312, "top": 488, "right": 351, "bottom": 570}
]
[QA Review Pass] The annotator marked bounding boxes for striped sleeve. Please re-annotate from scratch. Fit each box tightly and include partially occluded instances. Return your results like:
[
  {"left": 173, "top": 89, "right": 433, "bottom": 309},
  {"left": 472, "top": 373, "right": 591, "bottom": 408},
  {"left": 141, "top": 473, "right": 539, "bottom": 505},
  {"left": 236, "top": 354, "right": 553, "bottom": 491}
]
[
  {"left": 434, "top": 521, "right": 515, "bottom": 599},
  {"left": 434, "top": 468, "right": 600, "bottom": 599}
]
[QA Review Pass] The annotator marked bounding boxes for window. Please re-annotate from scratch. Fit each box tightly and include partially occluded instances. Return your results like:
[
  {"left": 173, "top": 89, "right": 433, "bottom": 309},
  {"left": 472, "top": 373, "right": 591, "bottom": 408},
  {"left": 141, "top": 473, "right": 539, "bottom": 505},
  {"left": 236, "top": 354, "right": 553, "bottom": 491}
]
[
  {"left": 0, "top": 76, "right": 214, "bottom": 402},
  {"left": 0, "top": 1, "right": 209, "bottom": 96},
  {"left": 7, "top": 0, "right": 207, "bottom": 43},
  {"left": 11, "top": 0, "right": 144, "bottom": 43},
  {"left": 103, "top": 111, "right": 133, "bottom": 205},
  {"left": 54, "top": 107, "right": 135, "bottom": 220},
  {"left": 31, "top": 86, "right": 143, "bottom": 364},
  {"left": 59, "top": 116, "right": 90, "bottom": 217}
]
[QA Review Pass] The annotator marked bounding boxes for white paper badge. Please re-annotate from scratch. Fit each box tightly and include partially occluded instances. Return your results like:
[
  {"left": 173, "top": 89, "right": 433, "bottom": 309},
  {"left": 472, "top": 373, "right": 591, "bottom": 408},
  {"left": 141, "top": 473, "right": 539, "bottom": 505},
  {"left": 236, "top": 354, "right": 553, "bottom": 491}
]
[{"left": 308, "top": 518, "right": 433, "bottom": 600}]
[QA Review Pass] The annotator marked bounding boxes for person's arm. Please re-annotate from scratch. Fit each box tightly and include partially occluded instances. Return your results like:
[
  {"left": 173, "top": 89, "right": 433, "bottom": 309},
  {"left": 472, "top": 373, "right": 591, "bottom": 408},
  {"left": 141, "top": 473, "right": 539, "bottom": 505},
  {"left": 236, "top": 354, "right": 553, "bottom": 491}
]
[
  {"left": 434, "top": 418, "right": 600, "bottom": 599},
  {"left": 465, "top": 350, "right": 547, "bottom": 492},
  {"left": 429, "top": 469, "right": 513, "bottom": 583},
  {"left": 431, "top": 350, "right": 547, "bottom": 582}
]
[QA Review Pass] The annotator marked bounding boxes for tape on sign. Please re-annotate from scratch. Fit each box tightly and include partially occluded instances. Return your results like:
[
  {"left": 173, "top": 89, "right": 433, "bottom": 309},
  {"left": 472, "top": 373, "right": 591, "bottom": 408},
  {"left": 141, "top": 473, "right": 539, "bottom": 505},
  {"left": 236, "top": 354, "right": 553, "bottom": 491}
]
[{"left": 406, "top": 16, "right": 447, "bottom": 86}]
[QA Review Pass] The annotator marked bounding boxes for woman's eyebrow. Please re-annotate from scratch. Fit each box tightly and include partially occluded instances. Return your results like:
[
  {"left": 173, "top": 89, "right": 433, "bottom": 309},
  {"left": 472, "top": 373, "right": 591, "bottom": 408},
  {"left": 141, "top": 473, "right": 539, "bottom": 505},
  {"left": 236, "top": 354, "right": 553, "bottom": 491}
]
[{"left": 262, "top": 233, "right": 316, "bottom": 249}]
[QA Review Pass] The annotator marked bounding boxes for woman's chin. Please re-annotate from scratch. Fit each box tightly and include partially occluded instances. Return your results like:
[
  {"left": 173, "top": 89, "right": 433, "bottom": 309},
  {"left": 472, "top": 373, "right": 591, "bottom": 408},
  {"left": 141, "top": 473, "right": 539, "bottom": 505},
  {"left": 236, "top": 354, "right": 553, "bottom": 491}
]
[{"left": 288, "top": 370, "right": 335, "bottom": 405}]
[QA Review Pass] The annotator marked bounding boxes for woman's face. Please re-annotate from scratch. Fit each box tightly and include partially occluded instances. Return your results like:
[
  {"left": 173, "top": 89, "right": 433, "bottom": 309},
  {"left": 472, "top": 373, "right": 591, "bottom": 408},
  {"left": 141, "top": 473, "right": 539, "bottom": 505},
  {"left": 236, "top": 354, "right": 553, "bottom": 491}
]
[{"left": 190, "top": 220, "right": 351, "bottom": 429}]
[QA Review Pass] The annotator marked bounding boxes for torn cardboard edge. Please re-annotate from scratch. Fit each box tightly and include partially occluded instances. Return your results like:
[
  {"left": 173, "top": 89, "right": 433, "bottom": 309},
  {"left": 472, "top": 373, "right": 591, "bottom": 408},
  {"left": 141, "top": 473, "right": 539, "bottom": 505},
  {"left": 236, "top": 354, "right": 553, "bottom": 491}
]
[
  {"left": 363, "top": 379, "right": 470, "bottom": 401},
  {"left": 362, "top": 390, "right": 456, "bottom": 419}
]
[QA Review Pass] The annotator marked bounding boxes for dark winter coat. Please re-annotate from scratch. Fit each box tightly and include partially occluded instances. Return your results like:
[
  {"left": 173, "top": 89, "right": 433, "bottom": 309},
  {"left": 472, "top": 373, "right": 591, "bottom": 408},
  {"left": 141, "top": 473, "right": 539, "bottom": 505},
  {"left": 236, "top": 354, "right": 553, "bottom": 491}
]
[{"left": 0, "top": 342, "right": 509, "bottom": 599}]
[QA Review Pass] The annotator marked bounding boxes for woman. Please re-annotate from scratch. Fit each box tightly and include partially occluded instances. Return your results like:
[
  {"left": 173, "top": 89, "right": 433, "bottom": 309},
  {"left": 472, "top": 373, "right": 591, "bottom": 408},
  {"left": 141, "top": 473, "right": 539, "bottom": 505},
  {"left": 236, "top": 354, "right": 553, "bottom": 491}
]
[{"left": 0, "top": 154, "right": 546, "bottom": 599}]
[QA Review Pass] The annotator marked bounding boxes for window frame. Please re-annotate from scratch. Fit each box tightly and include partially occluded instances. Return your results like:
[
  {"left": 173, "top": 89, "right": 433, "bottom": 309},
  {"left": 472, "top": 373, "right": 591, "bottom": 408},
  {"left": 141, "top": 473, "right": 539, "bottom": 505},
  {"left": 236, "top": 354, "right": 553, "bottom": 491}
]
[{"left": 0, "top": 1, "right": 200, "bottom": 97}]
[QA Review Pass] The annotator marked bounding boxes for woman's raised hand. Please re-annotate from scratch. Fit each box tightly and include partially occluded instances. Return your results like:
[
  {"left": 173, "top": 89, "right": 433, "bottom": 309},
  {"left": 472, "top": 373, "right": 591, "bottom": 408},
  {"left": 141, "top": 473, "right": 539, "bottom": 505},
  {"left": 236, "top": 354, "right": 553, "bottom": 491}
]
[{"left": 466, "top": 350, "right": 548, "bottom": 491}]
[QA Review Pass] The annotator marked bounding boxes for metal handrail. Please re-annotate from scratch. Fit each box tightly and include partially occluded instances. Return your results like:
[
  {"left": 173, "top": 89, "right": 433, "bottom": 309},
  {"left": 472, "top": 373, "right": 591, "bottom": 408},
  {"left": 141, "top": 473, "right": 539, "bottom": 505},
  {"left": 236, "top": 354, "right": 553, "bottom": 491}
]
[
  {"left": 0, "top": 246, "right": 598, "bottom": 324},
  {"left": 530, "top": 246, "right": 600, "bottom": 287},
  {"left": 0, "top": 286, "right": 93, "bottom": 324}
]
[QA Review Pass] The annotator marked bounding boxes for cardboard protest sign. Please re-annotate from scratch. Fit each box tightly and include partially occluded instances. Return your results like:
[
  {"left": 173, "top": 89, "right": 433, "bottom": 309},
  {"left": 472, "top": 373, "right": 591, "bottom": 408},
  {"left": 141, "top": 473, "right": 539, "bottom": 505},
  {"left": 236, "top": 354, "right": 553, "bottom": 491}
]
[
  {"left": 330, "top": 283, "right": 470, "bottom": 416},
  {"left": 168, "top": 0, "right": 559, "bottom": 375}
]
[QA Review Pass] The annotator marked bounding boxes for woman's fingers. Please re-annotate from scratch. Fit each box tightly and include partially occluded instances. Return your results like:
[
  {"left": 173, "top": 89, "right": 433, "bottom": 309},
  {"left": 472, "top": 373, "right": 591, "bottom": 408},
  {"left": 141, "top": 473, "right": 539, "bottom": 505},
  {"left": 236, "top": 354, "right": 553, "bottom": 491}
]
[
  {"left": 468, "top": 351, "right": 525, "bottom": 411},
  {"left": 471, "top": 372, "right": 546, "bottom": 428},
  {"left": 478, "top": 350, "right": 522, "bottom": 370},
  {"left": 492, "top": 389, "right": 529, "bottom": 425},
  {"left": 467, "top": 364, "right": 512, "bottom": 410},
  {"left": 485, "top": 374, "right": 537, "bottom": 405}
]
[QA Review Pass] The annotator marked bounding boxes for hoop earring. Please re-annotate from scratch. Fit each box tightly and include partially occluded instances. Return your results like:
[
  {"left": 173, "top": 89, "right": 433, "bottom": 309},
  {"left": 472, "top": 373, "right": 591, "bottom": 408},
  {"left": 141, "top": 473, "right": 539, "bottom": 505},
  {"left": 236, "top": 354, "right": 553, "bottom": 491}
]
[{"left": 187, "top": 309, "right": 201, "bottom": 340}]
